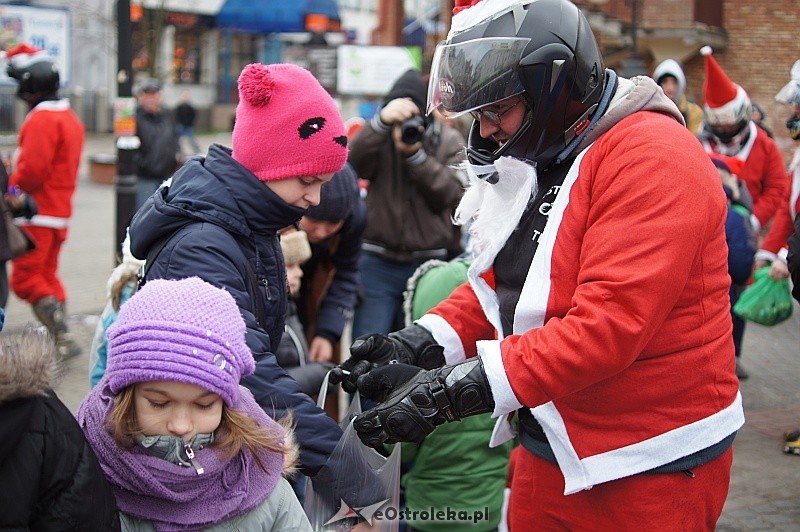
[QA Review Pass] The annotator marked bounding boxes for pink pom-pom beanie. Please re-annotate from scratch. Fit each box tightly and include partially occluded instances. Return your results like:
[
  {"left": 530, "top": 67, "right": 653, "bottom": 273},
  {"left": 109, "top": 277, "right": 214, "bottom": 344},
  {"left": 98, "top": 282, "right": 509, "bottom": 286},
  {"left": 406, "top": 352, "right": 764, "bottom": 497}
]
[
  {"left": 232, "top": 63, "right": 348, "bottom": 181},
  {"left": 106, "top": 277, "right": 255, "bottom": 407}
]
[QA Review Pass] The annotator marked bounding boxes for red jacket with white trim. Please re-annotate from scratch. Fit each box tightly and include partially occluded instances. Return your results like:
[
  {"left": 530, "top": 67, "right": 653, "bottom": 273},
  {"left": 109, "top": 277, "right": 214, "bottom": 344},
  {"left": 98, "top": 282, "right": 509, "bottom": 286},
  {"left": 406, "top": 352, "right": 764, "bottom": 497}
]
[
  {"left": 703, "top": 122, "right": 787, "bottom": 227},
  {"left": 10, "top": 99, "right": 84, "bottom": 223},
  {"left": 759, "top": 149, "right": 800, "bottom": 258},
  {"left": 417, "top": 77, "right": 743, "bottom": 494}
]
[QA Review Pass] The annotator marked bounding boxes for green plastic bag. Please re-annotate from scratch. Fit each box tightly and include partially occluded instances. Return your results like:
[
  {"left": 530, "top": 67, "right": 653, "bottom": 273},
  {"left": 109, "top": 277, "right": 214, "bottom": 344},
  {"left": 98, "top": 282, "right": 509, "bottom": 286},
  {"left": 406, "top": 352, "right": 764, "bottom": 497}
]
[{"left": 733, "top": 266, "right": 794, "bottom": 326}]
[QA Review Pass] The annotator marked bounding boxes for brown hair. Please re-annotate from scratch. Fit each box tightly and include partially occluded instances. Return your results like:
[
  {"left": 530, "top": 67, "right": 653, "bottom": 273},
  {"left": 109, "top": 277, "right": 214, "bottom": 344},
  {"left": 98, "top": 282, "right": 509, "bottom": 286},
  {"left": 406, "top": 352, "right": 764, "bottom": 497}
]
[{"left": 107, "top": 385, "right": 298, "bottom": 475}]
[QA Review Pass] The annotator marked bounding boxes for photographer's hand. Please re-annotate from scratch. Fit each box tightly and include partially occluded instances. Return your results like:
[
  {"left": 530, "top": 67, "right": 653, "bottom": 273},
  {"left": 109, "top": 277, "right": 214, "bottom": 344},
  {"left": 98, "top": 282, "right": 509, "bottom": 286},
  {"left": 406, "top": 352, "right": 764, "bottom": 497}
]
[
  {"left": 379, "top": 97, "right": 419, "bottom": 125},
  {"left": 379, "top": 97, "right": 423, "bottom": 156}
]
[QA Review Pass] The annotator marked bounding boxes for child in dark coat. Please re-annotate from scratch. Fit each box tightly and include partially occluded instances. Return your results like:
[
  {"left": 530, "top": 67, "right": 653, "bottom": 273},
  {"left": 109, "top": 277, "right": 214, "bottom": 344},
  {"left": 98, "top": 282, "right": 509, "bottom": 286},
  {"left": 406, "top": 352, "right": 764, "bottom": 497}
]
[
  {"left": 711, "top": 154, "right": 756, "bottom": 380},
  {"left": 0, "top": 330, "right": 119, "bottom": 530}
]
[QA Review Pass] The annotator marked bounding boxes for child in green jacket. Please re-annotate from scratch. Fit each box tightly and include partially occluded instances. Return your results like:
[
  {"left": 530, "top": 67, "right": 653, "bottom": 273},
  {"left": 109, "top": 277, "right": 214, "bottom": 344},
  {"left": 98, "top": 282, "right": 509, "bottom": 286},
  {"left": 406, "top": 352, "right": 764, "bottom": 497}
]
[{"left": 399, "top": 259, "right": 513, "bottom": 532}]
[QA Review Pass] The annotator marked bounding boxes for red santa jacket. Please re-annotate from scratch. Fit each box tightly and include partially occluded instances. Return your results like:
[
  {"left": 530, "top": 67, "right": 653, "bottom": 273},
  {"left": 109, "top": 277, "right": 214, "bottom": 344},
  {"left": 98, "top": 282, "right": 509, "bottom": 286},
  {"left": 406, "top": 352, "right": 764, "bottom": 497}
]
[
  {"left": 759, "top": 148, "right": 800, "bottom": 258},
  {"left": 10, "top": 99, "right": 85, "bottom": 227},
  {"left": 703, "top": 121, "right": 787, "bottom": 228},
  {"left": 418, "top": 83, "right": 743, "bottom": 495}
]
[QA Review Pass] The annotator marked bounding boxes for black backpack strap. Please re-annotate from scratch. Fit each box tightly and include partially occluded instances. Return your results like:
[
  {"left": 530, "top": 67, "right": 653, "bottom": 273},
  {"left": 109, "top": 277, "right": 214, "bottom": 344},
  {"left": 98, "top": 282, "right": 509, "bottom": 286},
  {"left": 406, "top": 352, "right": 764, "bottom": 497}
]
[
  {"left": 138, "top": 224, "right": 189, "bottom": 289},
  {"left": 137, "top": 223, "right": 269, "bottom": 331}
]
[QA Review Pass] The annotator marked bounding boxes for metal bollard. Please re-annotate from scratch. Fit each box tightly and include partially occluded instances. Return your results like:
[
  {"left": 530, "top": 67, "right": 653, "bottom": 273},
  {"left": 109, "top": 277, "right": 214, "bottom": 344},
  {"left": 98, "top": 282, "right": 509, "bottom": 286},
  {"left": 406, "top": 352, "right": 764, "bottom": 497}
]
[{"left": 114, "top": 135, "right": 140, "bottom": 263}]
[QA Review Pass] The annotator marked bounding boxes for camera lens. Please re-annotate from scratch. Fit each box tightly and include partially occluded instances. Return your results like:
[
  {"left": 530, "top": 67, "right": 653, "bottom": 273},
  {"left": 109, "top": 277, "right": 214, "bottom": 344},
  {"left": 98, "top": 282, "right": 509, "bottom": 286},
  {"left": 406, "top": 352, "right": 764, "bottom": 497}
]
[{"left": 400, "top": 116, "right": 424, "bottom": 144}]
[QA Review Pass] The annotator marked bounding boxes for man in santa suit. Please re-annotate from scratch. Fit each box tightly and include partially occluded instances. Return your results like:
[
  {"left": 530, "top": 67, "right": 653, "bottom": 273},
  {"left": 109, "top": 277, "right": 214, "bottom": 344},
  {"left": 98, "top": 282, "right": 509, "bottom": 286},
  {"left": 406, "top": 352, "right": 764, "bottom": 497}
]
[
  {"left": 5, "top": 44, "right": 85, "bottom": 358},
  {"left": 699, "top": 47, "right": 787, "bottom": 232},
  {"left": 698, "top": 47, "right": 788, "bottom": 379},
  {"left": 754, "top": 60, "right": 800, "bottom": 290},
  {"left": 331, "top": 0, "right": 743, "bottom": 528}
]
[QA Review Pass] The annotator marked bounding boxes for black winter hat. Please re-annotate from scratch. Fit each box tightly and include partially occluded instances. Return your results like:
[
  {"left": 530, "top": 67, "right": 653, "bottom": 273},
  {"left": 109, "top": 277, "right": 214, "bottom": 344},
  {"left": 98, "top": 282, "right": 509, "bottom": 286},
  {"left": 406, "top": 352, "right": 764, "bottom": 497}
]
[
  {"left": 305, "top": 162, "right": 359, "bottom": 222},
  {"left": 383, "top": 69, "right": 428, "bottom": 113}
]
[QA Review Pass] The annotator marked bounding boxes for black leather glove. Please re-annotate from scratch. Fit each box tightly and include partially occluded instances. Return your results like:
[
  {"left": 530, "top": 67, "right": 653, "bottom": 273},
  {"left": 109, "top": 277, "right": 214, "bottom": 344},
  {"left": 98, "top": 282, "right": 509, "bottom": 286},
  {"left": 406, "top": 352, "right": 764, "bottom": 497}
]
[
  {"left": 352, "top": 358, "right": 495, "bottom": 448},
  {"left": 329, "top": 324, "right": 445, "bottom": 393}
]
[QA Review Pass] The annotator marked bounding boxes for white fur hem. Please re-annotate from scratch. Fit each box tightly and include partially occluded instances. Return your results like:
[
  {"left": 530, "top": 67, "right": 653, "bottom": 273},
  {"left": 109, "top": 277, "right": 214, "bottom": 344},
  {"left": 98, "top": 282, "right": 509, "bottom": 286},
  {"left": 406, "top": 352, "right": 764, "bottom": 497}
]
[
  {"left": 478, "top": 339, "right": 523, "bottom": 416},
  {"left": 416, "top": 314, "right": 466, "bottom": 364}
]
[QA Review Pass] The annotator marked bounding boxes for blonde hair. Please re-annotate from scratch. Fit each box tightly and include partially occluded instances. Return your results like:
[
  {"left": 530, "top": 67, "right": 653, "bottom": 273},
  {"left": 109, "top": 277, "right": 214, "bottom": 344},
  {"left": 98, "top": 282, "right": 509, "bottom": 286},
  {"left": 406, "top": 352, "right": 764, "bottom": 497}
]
[{"left": 107, "top": 386, "right": 298, "bottom": 475}]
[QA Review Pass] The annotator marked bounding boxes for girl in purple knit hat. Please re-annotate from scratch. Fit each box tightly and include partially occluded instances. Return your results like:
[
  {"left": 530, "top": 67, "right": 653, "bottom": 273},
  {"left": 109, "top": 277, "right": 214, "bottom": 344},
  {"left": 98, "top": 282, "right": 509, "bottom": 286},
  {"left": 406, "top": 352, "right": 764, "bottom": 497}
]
[{"left": 77, "top": 277, "right": 312, "bottom": 531}]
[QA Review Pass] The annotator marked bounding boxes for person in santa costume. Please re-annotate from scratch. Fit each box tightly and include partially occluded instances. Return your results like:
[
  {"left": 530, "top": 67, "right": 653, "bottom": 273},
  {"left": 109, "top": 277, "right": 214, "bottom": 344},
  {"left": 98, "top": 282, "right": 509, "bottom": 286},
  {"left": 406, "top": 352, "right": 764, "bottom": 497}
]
[
  {"left": 754, "top": 60, "right": 800, "bottom": 292},
  {"left": 698, "top": 47, "right": 787, "bottom": 233},
  {"left": 784, "top": 62, "right": 800, "bottom": 457},
  {"left": 698, "top": 46, "right": 788, "bottom": 380},
  {"left": 4, "top": 44, "right": 85, "bottom": 358},
  {"left": 330, "top": 0, "right": 743, "bottom": 529}
]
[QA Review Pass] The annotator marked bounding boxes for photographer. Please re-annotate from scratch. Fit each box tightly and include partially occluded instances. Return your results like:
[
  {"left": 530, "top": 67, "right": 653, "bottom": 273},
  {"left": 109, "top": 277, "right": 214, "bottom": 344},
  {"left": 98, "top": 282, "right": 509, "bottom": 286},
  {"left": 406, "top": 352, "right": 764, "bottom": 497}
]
[{"left": 349, "top": 69, "right": 466, "bottom": 337}]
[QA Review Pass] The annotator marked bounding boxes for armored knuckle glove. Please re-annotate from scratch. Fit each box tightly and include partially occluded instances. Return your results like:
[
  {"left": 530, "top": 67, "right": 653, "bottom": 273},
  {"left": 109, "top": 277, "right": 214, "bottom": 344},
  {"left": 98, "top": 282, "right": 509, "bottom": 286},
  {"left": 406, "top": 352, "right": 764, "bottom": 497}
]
[
  {"left": 330, "top": 324, "right": 445, "bottom": 392},
  {"left": 353, "top": 357, "right": 495, "bottom": 448}
]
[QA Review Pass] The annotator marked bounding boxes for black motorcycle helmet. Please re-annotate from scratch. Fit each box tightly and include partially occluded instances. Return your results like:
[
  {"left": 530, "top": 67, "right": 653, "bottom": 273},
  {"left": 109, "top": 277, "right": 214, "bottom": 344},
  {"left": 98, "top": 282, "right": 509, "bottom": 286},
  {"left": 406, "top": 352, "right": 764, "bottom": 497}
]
[
  {"left": 427, "top": 0, "right": 605, "bottom": 168},
  {"left": 6, "top": 53, "right": 60, "bottom": 106}
]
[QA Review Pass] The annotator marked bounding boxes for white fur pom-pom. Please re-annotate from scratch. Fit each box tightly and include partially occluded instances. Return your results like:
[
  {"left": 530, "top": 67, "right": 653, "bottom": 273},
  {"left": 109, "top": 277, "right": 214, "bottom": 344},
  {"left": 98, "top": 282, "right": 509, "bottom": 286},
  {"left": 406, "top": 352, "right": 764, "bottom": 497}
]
[{"left": 700, "top": 45, "right": 713, "bottom": 56}]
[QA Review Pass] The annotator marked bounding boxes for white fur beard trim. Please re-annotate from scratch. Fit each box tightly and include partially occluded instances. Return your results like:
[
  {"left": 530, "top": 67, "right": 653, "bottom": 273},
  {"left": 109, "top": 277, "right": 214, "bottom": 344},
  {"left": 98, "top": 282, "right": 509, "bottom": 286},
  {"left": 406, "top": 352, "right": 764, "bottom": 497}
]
[{"left": 456, "top": 157, "right": 537, "bottom": 272}]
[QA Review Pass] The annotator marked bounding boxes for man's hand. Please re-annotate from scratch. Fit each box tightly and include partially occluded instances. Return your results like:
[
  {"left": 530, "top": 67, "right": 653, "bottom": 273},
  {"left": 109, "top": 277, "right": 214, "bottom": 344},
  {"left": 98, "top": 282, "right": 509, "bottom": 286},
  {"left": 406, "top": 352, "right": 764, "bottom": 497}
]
[
  {"left": 328, "top": 324, "right": 445, "bottom": 393},
  {"left": 380, "top": 98, "right": 424, "bottom": 156},
  {"left": 379, "top": 97, "right": 419, "bottom": 126},
  {"left": 754, "top": 259, "right": 769, "bottom": 271},
  {"left": 769, "top": 260, "right": 790, "bottom": 280},
  {"left": 391, "top": 125, "right": 422, "bottom": 156},
  {"left": 352, "top": 358, "right": 495, "bottom": 448},
  {"left": 308, "top": 336, "right": 334, "bottom": 362},
  {"left": 329, "top": 333, "right": 414, "bottom": 393}
]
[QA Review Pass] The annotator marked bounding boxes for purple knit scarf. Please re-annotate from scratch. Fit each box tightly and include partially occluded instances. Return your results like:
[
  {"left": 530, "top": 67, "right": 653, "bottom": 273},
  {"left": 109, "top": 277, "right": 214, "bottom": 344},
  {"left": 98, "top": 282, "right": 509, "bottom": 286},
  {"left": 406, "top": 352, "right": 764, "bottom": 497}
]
[{"left": 78, "top": 378, "right": 285, "bottom": 531}]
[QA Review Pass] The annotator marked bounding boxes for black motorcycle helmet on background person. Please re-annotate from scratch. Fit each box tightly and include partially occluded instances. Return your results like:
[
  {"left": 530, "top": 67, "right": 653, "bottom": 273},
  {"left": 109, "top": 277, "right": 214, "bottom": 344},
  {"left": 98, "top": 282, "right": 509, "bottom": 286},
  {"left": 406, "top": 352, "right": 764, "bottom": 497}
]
[
  {"left": 426, "top": 0, "right": 606, "bottom": 169},
  {"left": 699, "top": 46, "right": 753, "bottom": 149},
  {"left": 5, "top": 44, "right": 60, "bottom": 107}
]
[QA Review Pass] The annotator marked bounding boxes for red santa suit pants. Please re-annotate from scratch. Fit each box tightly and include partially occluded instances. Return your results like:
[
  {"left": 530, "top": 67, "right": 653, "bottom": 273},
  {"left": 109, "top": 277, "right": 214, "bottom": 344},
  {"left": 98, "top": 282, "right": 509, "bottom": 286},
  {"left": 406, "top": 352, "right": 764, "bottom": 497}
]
[
  {"left": 10, "top": 226, "right": 68, "bottom": 304},
  {"left": 509, "top": 446, "right": 732, "bottom": 531}
]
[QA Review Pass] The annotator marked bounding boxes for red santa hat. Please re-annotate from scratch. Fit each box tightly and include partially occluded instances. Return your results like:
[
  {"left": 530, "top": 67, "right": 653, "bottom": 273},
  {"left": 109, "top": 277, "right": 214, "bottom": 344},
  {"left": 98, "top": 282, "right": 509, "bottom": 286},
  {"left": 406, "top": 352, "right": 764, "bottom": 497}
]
[
  {"left": 700, "top": 46, "right": 751, "bottom": 126},
  {"left": 2, "top": 42, "right": 50, "bottom": 70},
  {"left": 449, "top": 0, "right": 523, "bottom": 38},
  {"left": 453, "top": 0, "right": 481, "bottom": 15},
  {"left": 4, "top": 42, "right": 45, "bottom": 59}
]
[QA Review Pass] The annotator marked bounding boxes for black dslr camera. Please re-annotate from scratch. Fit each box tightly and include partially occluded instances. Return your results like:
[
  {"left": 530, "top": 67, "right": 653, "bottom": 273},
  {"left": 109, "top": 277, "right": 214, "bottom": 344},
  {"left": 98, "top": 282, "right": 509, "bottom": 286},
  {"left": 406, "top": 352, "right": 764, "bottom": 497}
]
[{"left": 399, "top": 116, "right": 425, "bottom": 144}]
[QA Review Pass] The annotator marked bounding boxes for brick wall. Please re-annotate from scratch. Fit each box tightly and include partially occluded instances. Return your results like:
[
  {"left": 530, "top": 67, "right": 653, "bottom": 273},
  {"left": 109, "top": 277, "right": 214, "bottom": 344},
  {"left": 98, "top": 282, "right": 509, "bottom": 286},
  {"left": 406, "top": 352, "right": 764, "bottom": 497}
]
[
  {"left": 698, "top": 0, "right": 798, "bottom": 158},
  {"left": 574, "top": 0, "right": 798, "bottom": 160}
]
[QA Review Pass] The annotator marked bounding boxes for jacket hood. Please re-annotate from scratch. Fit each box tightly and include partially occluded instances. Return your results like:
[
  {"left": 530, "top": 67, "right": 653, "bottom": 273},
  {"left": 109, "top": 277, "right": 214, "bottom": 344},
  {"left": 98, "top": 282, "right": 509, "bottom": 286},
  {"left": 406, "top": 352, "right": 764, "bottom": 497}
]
[
  {"left": 653, "top": 59, "right": 687, "bottom": 102},
  {"left": 383, "top": 69, "right": 427, "bottom": 112},
  {"left": 129, "top": 144, "right": 305, "bottom": 260},
  {"left": 0, "top": 330, "right": 58, "bottom": 404},
  {"left": 578, "top": 75, "right": 685, "bottom": 152}
]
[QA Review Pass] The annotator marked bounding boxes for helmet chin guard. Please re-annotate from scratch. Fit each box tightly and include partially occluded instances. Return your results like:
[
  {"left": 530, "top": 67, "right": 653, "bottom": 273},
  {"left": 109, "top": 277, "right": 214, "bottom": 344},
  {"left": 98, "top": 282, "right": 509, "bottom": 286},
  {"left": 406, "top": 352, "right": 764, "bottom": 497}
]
[
  {"left": 428, "top": 0, "right": 606, "bottom": 169},
  {"left": 465, "top": 111, "right": 533, "bottom": 166}
]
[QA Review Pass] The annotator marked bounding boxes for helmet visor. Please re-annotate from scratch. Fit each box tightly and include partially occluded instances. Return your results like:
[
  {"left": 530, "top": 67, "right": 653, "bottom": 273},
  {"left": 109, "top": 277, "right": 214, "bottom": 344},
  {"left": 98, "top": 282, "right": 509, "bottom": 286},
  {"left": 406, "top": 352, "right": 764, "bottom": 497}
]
[
  {"left": 775, "top": 80, "right": 800, "bottom": 106},
  {"left": 427, "top": 37, "right": 531, "bottom": 117}
]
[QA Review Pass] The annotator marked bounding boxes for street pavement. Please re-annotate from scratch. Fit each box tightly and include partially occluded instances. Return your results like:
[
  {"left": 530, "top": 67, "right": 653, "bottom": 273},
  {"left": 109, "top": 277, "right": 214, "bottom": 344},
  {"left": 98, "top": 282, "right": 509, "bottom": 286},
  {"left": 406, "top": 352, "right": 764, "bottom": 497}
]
[{"left": 1, "top": 132, "right": 799, "bottom": 529}]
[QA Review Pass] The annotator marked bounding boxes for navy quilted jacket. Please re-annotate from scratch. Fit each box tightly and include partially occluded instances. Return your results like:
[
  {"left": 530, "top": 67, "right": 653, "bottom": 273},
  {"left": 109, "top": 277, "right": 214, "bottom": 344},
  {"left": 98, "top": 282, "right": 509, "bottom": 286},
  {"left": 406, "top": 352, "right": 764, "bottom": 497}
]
[{"left": 128, "top": 144, "right": 343, "bottom": 477}]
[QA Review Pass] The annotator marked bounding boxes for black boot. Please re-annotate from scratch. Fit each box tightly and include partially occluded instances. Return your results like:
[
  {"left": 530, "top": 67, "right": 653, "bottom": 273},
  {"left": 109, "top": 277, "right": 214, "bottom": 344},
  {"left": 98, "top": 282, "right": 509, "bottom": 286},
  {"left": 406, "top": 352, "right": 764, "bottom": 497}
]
[
  {"left": 32, "top": 296, "right": 81, "bottom": 359},
  {"left": 735, "top": 358, "right": 749, "bottom": 380}
]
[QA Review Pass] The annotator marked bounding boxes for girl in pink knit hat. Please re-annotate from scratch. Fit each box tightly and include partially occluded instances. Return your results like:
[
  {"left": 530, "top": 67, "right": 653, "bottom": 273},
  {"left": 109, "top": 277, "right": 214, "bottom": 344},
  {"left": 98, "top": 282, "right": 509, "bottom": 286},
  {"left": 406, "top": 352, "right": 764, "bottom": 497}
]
[
  {"left": 125, "top": 62, "right": 365, "bottom": 506},
  {"left": 78, "top": 277, "right": 312, "bottom": 531}
]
